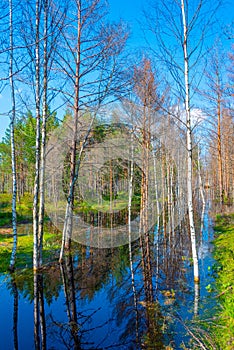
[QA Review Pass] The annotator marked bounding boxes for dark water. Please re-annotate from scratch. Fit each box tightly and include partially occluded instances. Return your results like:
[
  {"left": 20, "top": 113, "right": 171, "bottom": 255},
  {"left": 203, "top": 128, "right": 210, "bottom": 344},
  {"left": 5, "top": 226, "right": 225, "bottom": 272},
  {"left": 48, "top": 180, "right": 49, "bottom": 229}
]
[{"left": 0, "top": 206, "right": 216, "bottom": 350}]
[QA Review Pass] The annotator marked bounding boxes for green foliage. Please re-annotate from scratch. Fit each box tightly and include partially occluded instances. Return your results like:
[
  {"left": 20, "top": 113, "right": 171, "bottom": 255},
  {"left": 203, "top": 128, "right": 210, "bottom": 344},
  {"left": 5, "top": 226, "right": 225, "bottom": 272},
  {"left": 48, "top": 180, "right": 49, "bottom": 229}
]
[
  {"left": 211, "top": 214, "right": 234, "bottom": 349},
  {"left": 0, "top": 193, "right": 13, "bottom": 226},
  {"left": 0, "top": 141, "right": 11, "bottom": 172},
  {"left": 0, "top": 109, "right": 59, "bottom": 194}
]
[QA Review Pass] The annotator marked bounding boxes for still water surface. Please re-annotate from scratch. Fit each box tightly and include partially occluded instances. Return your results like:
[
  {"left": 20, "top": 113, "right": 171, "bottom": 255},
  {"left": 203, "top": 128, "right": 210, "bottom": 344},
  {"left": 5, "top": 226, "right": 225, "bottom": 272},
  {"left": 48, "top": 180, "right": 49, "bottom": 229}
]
[{"left": 0, "top": 207, "right": 216, "bottom": 349}]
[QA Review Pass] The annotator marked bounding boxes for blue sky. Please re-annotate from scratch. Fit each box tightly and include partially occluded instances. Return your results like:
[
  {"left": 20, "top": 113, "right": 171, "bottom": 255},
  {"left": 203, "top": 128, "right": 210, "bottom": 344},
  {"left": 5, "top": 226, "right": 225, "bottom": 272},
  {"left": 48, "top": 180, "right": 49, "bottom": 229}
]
[{"left": 0, "top": 0, "right": 233, "bottom": 141}]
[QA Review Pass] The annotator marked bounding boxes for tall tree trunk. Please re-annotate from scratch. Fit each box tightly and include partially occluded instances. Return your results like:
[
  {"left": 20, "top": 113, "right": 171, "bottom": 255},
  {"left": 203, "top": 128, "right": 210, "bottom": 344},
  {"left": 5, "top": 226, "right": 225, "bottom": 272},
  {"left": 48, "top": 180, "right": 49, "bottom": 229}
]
[
  {"left": 128, "top": 131, "right": 139, "bottom": 344},
  {"left": 33, "top": 0, "right": 41, "bottom": 271},
  {"left": 60, "top": 3, "right": 81, "bottom": 259},
  {"left": 217, "top": 88, "right": 224, "bottom": 206},
  {"left": 60, "top": 113, "right": 95, "bottom": 261},
  {"left": 9, "top": 0, "right": 18, "bottom": 271},
  {"left": 38, "top": 0, "right": 48, "bottom": 266},
  {"left": 181, "top": 0, "right": 199, "bottom": 283}
]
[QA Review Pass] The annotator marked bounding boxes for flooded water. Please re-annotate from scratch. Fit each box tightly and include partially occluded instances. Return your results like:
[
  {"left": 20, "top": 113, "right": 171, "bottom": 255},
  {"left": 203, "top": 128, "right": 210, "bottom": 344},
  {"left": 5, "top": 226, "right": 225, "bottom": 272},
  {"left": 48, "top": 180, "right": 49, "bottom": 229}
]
[{"left": 0, "top": 205, "right": 216, "bottom": 349}]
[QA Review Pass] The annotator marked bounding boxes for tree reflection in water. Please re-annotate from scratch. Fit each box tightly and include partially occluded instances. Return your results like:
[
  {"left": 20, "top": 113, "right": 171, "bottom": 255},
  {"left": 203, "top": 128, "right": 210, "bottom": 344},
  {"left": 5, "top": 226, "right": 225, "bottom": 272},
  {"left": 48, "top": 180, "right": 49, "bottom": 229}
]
[
  {"left": 34, "top": 272, "right": 46, "bottom": 350},
  {"left": 4, "top": 211, "right": 212, "bottom": 349},
  {"left": 46, "top": 255, "right": 81, "bottom": 350},
  {"left": 10, "top": 274, "right": 19, "bottom": 350}
]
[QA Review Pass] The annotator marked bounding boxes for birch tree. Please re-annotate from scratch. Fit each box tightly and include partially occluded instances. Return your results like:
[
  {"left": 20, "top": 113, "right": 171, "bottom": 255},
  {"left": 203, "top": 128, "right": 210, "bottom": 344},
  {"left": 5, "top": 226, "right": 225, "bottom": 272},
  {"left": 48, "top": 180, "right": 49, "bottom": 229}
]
[
  {"left": 38, "top": 0, "right": 48, "bottom": 266},
  {"left": 18, "top": 0, "right": 66, "bottom": 269},
  {"left": 181, "top": 0, "right": 199, "bottom": 282},
  {"left": 32, "top": 0, "right": 41, "bottom": 271},
  {"left": 145, "top": 0, "right": 220, "bottom": 283},
  {"left": 9, "top": 0, "right": 18, "bottom": 271}
]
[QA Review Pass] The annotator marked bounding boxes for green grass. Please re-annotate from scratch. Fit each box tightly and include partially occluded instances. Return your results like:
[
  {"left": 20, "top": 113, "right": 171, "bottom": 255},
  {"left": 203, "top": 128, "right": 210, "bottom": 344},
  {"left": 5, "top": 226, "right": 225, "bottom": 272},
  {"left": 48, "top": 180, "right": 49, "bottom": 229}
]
[
  {"left": 0, "top": 226, "right": 61, "bottom": 273},
  {"left": 46, "top": 191, "right": 141, "bottom": 214},
  {"left": 0, "top": 193, "right": 33, "bottom": 226},
  {"left": 0, "top": 193, "right": 61, "bottom": 272},
  {"left": 211, "top": 213, "right": 234, "bottom": 349}
]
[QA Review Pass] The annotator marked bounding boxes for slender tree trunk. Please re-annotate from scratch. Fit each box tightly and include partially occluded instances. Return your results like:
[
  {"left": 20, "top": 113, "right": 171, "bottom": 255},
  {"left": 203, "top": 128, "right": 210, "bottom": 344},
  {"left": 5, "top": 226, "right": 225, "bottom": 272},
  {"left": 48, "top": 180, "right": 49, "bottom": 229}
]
[
  {"left": 181, "top": 0, "right": 199, "bottom": 283},
  {"left": 153, "top": 145, "right": 160, "bottom": 294},
  {"left": 9, "top": 0, "right": 18, "bottom": 271},
  {"left": 153, "top": 144, "right": 160, "bottom": 236},
  {"left": 33, "top": 0, "right": 41, "bottom": 271},
  {"left": 198, "top": 145, "right": 206, "bottom": 234},
  {"left": 198, "top": 146, "right": 205, "bottom": 207},
  {"left": 128, "top": 131, "right": 139, "bottom": 345},
  {"left": 60, "top": 3, "right": 81, "bottom": 258},
  {"left": 38, "top": 0, "right": 48, "bottom": 266},
  {"left": 60, "top": 114, "right": 95, "bottom": 261},
  {"left": 217, "top": 89, "right": 224, "bottom": 206},
  {"left": 140, "top": 107, "right": 153, "bottom": 303}
]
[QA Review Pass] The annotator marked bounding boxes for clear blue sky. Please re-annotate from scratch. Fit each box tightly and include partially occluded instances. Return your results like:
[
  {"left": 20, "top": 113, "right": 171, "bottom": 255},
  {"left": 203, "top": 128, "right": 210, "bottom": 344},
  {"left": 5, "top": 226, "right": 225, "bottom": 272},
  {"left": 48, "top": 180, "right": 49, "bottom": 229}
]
[{"left": 0, "top": 0, "right": 233, "bottom": 141}]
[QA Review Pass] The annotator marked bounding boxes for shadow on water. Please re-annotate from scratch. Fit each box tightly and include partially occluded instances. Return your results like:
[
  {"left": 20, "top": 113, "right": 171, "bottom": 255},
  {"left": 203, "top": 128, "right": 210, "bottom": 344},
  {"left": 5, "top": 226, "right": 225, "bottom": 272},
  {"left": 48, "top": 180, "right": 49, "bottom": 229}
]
[{"left": 0, "top": 204, "right": 217, "bottom": 349}]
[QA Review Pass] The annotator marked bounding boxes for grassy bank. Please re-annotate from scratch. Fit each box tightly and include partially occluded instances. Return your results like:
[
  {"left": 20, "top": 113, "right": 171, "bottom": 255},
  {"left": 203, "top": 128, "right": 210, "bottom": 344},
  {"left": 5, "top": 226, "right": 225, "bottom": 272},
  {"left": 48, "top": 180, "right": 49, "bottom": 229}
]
[
  {"left": 0, "top": 229, "right": 61, "bottom": 272},
  {"left": 0, "top": 193, "right": 61, "bottom": 272},
  {"left": 212, "top": 213, "right": 234, "bottom": 349}
]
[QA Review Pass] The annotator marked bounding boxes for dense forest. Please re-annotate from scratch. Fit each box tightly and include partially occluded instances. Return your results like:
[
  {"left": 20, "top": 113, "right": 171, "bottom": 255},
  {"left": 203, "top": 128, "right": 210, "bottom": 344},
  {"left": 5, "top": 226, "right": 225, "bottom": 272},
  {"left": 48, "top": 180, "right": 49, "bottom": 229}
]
[{"left": 0, "top": 0, "right": 233, "bottom": 348}]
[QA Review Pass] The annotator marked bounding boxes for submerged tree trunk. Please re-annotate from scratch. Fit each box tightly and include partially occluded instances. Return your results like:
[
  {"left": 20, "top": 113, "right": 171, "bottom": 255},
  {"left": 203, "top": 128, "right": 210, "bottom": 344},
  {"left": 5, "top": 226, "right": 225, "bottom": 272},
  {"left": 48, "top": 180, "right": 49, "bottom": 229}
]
[
  {"left": 9, "top": 0, "right": 18, "bottom": 271},
  {"left": 181, "top": 0, "right": 199, "bottom": 283}
]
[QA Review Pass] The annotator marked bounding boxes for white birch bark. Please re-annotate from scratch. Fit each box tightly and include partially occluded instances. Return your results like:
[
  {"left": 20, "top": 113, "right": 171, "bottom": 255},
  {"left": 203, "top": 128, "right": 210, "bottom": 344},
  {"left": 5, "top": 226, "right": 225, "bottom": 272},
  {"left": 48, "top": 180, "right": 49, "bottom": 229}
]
[
  {"left": 38, "top": 0, "right": 48, "bottom": 266},
  {"left": 9, "top": 0, "right": 18, "bottom": 271},
  {"left": 33, "top": 0, "right": 41, "bottom": 270},
  {"left": 181, "top": 0, "right": 199, "bottom": 283}
]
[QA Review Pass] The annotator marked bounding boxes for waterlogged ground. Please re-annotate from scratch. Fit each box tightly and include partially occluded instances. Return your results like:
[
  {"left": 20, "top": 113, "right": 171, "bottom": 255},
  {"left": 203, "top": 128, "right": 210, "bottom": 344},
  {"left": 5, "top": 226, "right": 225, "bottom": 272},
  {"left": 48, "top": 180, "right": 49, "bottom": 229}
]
[{"left": 0, "top": 206, "right": 219, "bottom": 350}]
